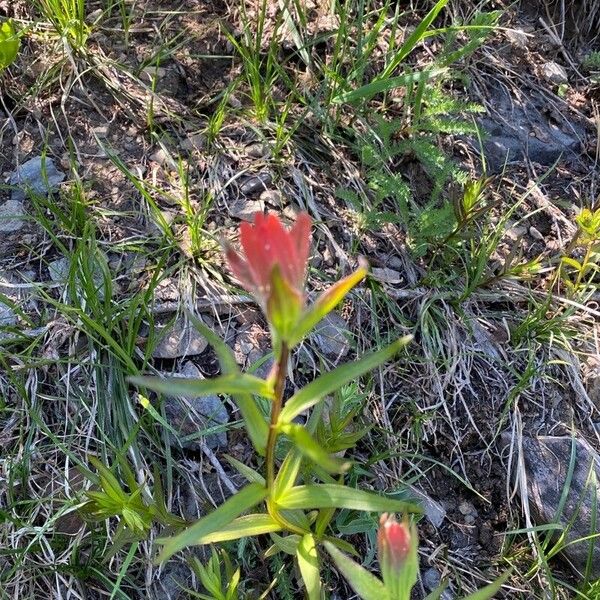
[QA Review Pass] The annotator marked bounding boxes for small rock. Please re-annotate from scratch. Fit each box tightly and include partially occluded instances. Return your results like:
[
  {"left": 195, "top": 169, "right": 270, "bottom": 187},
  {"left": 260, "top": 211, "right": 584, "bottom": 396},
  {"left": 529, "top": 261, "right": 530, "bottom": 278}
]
[
  {"left": 153, "top": 561, "right": 192, "bottom": 600},
  {"left": 516, "top": 435, "right": 600, "bottom": 578},
  {"left": 229, "top": 198, "right": 264, "bottom": 221},
  {"left": 180, "top": 133, "right": 206, "bottom": 153},
  {"left": 47, "top": 257, "right": 107, "bottom": 298},
  {"left": 0, "top": 199, "right": 25, "bottom": 233},
  {"left": 150, "top": 148, "right": 174, "bottom": 168},
  {"left": 260, "top": 189, "right": 283, "bottom": 206},
  {"left": 458, "top": 500, "right": 476, "bottom": 516},
  {"left": 505, "top": 29, "right": 529, "bottom": 48},
  {"left": 529, "top": 226, "right": 544, "bottom": 241},
  {"left": 9, "top": 156, "right": 65, "bottom": 203},
  {"left": 246, "top": 143, "right": 269, "bottom": 158},
  {"left": 240, "top": 173, "right": 272, "bottom": 196},
  {"left": 371, "top": 267, "right": 403, "bottom": 284},
  {"left": 312, "top": 313, "right": 351, "bottom": 359},
  {"left": 409, "top": 486, "right": 446, "bottom": 527},
  {"left": 164, "top": 362, "right": 228, "bottom": 451},
  {"left": 153, "top": 316, "right": 208, "bottom": 359},
  {"left": 541, "top": 61, "right": 569, "bottom": 85},
  {"left": 422, "top": 568, "right": 455, "bottom": 600}
]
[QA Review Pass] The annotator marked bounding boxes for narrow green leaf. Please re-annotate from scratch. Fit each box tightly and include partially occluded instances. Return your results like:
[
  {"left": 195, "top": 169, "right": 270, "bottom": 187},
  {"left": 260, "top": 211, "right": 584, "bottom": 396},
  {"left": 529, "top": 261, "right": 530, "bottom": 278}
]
[
  {"left": 224, "top": 454, "right": 265, "bottom": 485},
  {"left": 379, "top": 0, "right": 449, "bottom": 79},
  {"left": 191, "top": 514, "right": 281, "bottom": 544},
  {"left": 273, "top": 448, "right": 304, "bottom": 498},
  {"left": 289, "top": 265, "right": 368, "bottom": 346},
  {"left": 233, "top": 392, "right": 269, "bottom": 456},
  {"left": 0, "top": 20, "right": 20, "bottom": 70},
  {"left": 278, "top": 484, "right": 423, "bottom": 514},
  {"left": 424, "top": 581, "right": 449, "bottom": 600},
  {"left": 324, "top": 541, "right": 388, "bottom": 600},
  {"left": 297, "top": 534, "right": 321, "bottom": 600},
  {"left": 333, "top": 68, "right": 447, "bottom": 104},
  {"left": 156, "top": 483, "right": 267, "bottom": 562},
  {"left": 461, "top": 571, "right": 511, "bottom": 600},
  {"left": 129, "top": 373, "right": 274, "bottom": 400},
  {"left": 269, "top": 532, "right": 302, "bottom": 556},
  {"left": 279, "top": 423, "right": 350, "bottom": 473},
  {"left": 279, "top": 336, "right": 412, "bottom": 423}
]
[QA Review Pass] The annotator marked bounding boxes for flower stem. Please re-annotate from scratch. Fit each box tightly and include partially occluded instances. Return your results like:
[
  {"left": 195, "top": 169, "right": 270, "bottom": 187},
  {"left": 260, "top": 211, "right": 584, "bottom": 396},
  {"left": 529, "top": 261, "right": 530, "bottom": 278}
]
[{"left": 266, "top": 342, "right": 289, "bottom": 490}]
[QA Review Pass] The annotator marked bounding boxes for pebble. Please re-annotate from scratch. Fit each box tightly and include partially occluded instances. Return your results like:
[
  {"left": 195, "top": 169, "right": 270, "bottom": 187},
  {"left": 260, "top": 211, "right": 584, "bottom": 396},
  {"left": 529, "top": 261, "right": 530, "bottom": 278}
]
[
  {"left": 541, "top": 61, "right": 569, "bottom": 85},
  {"left": 163, "top": 361, "right": 228, "bottom": 451},
  {"left": 312, "top": 313, "right": 351, "bottom": 359},
  {"left": 509, "top": 434, "right": 600, "bottom": 578},
  {"left": 152, "top": 316, "right": 209, "bottom": 359},
  {"left": 371, "top": 267, "right": 403, "bottom": 284},
  {"left": 0, "top": 199, "right": 25, "bottom": 233},
  {"left": 228, "top": 198, "right": 264, "bottom": 221},
  {"left": 9, "top": 156, "right": 65, "bottom": 203},
  {"left": 180, "top": 133, "right": 206, "bottom": 153}
]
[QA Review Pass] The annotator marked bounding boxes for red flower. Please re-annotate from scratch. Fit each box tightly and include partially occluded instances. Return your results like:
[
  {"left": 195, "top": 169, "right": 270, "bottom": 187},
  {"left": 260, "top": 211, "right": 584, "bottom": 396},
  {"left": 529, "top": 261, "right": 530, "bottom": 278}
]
[
  {"left": 378, "top": 513, "right": 411, "bottom": 571},
  {"left": 226, "top": 212, "right": 311, "bottom": 303}
]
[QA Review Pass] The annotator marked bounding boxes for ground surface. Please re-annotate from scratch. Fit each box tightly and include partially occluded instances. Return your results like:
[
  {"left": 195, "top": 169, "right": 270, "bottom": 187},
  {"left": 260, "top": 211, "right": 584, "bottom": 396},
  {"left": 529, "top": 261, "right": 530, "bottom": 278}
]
[{"left": 1, "top": 1, "right": 599, "bottom": 599}]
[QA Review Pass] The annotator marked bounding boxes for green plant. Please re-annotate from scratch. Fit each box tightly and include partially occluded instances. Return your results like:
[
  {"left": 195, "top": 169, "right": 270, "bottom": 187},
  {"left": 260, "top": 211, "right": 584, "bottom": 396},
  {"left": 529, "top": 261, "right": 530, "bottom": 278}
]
[
  {"left": 188, "top": 548, "right": 241, "bottom": 600},
  {"left": 36, "top": 0, "right": 90, "bottom": 49},
  {"left": 0, "top": 19, "right": 20, "bottom": 70},
  {"left": 131, "top": 212, "right": 419, "bottom": 597},
  {"left": 559, "top": 206, "right": 600, "bottom": 297},
  {"left": 81, "top": 457, "right": 185, "bottom": 558}
]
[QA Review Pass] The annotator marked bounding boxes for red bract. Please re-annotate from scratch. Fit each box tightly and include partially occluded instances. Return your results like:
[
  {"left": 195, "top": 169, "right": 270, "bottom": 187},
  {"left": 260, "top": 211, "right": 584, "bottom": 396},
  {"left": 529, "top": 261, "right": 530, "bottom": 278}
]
[
  {"left": 226, "top": 212, "right": 311, "bottom": 304},
  {"left": 378, "top": 513, "right": 411, "bottom": 571}
]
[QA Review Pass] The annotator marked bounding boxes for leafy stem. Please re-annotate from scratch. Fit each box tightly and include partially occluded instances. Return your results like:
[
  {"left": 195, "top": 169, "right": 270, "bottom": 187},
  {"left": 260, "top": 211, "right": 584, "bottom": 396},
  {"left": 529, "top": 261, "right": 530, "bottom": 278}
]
[{"left": 266, "top": 341, "right": 289, "bottom": 490}]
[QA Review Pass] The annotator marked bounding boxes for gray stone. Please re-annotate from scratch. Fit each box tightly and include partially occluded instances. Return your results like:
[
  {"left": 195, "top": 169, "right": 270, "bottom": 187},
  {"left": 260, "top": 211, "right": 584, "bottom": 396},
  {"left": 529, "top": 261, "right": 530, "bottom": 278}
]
[
  {"left": 505, "top": 29, "right": 529, "bottom": 48},
  {"left": 153, "top": 561, "right": 192, "bottom": 600},
  {"left": 542, "top": 61, "right": 569, "bottom": 85},
  {"left": 47, "top": 256, "right": 107, "bottom": 299},
  {"left": 422, "top": 568, "right": 455, "bottom": 600},
  {"left": 164, "top": 361, "right": 228, "bottom": 451},
  {"left": 0, "top": 199, "right": 25, "bottom": 233},
  {"left": 371, "top": 267, "right": 403, "bottom": 284},
  {"left": 0, "top": 272, "right": 25, "bottom": 330},
  {"left": 9, "top": 156, "right": 65, "bottom": 203},
  {"left": 153, "top": 316, "right": 208, "bottom": 359},
  {"left": 228, "top": 197, "right": 264, "bottom": 222},
  {"left": 477, "top": 82, "right": 583, "bottom": 173},
  {"left": 312, "top": 313, "right": 350, "bottom": 359},
  {"left": 180, "top": 133, "right": 206, "bottom": 153},
  {"left": 518, "top": 435, "right": 600, "bottom": 579}
]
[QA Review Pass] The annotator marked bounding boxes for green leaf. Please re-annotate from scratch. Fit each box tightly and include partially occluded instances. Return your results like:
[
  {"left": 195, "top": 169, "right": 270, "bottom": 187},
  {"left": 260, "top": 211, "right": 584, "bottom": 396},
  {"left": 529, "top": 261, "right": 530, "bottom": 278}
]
[
  {"left": 333, "top": 68, "right": 447, "bottom": 104},
  {"left": 289, "top": 265, "right": 368, "bottom": 346},
  {"left": 461, "top": 571, "right": 511, "bottom": 600},
  {"left": 268, "top": 532, "right": 302, "bottom": 556},
  {"left": 224, "top": 454, "right": 265, "bottom": 485},
  {"left": 279, "top": 423, "right": 351, "bottom": 473},
  {"left": 191, "top": 514, "right": 281, "bottom": 544},
  {"left": 279, "top": 336, "right": 412, "bottom": 423},
  {"left": 129, "top": 373, "right": 274, "bottom": 400},
  {"left": 273, "top": 448, "right": 304, "bottom": 498},
  {"left": 560, "top": 257, "right": 583, "bottom": 271},
  {"left": 0, "top": 20, "right": 20, "bottom": 70},
  {"left": 297, "top": 534, "right": 321, "bottom": 600},
  {"left": 277, "top": 484, "right": 423, "bottom": 514},
  {"left": 379, "top": 0, "right": 449, "bottom": 80},
  {"left": 323, "top": 541, "right": 388, "bottom": 600},
  {"left": 156, "top": 483, "right": 267, "bottom": 562}
]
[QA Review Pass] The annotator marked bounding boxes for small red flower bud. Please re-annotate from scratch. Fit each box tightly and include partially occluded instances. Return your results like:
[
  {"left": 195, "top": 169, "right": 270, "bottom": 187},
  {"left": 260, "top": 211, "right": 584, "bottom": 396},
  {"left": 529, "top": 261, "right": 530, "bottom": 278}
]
[
  {"left": 378, "top": 513, "right": 411, "bottom": 570},
  {"left": 226, "top": 212, "right": 311, "bottom": 339}
]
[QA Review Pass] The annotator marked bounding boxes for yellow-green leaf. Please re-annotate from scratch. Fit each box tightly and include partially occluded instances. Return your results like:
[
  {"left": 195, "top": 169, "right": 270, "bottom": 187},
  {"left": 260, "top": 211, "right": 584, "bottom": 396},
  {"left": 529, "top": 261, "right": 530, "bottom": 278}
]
[
  {"left": 324, "top": 541, "right": 387, "bottom": 600},
  {"left": 129, "top": 373, "right": 274, "bottom": 400},
  {"left": 191, "top": 514, "right": 281, "bottom": 544},
  {"left": 279, "top": 423, "right": 350, "bottom": 473},
  {"left": 277, "top": 484, "right": 423, "bottom": 514},
  {"left": 279, "top": 336, "right": 412, "bottom": 423},
  {"left": 297, "top": 534, "right": 321, "bottom": 600},
  {"left": 0, "top": 20, "right": 20, "bottom": 70},
  {"left": 156, "top": 483, "right": 267, "bottom": 562},
  {"left": 289, "top": 265, "right": 367, "bottom": 347}
]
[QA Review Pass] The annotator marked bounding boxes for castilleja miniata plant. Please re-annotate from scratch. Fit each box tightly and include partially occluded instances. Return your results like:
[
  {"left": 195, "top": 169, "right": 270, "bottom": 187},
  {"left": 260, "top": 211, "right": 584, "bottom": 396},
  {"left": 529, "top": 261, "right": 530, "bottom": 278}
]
[{"left": 131, "top": 212, "right": 419, "bottom": 597}]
